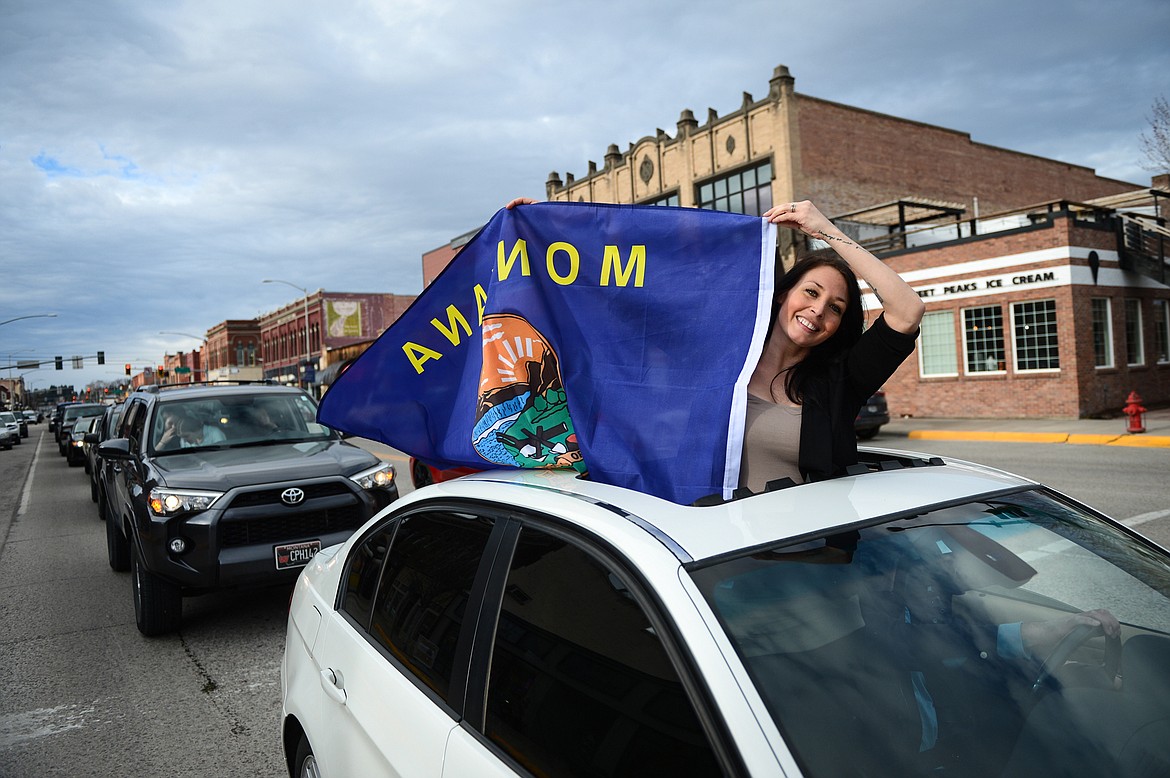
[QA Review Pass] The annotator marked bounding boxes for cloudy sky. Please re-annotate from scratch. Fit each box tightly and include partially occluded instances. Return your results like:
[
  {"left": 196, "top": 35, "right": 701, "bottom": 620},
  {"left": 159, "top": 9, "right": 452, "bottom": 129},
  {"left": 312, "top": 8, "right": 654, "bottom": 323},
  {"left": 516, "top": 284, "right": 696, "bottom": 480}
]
[{"left": 2, "top": 0, "right": 1167, "bottom": 393}]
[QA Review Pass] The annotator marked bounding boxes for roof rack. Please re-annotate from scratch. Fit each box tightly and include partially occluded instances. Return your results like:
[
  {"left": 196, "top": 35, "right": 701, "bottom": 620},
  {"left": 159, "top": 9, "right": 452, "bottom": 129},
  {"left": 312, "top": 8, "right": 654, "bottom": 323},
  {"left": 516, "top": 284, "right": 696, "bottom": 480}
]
[
  {"left": 137, "top": 379, "right": 281, "bottom": 394},
  {"left": 690, "top": 451, "right": 946, "bottom": 507}
]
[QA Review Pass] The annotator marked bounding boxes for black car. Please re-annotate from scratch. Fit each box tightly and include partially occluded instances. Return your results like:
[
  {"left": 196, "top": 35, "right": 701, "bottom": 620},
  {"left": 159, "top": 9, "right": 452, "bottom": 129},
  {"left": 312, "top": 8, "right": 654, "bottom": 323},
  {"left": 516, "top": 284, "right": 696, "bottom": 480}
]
[
  {"left": 49, "top": 401, "right": 78, "bottom": 434},
  {"left": 854, "top": 389, "right": 890, "bottom": 440},
  {"left": 56, "top": 402, "right": 107, "bottom": 455},
  {"left": 87, "top": 402, "right": 125, "bottom": 510},
  {"left": 65, "top": 415, "right": 101, "bottom": 466},
  {"left": 99, "top": 382, "right": 398, "bottom": 636}
]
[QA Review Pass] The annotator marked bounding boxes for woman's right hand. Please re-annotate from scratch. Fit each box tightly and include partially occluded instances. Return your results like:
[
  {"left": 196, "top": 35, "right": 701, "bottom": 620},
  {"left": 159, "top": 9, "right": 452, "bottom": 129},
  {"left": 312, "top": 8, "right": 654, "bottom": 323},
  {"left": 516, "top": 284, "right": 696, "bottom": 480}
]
[{"left": 505, "top": 197, "right": 538, "bottom": 209}]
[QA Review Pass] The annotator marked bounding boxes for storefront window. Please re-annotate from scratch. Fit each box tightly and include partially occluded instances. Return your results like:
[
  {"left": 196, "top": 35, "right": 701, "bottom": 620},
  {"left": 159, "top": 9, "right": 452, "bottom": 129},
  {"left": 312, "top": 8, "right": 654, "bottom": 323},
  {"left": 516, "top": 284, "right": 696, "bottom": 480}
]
[
  {"left": 963, "top": 306, "right": 1004, "bottom": 373},
  {"left": 918, "top": 311, "right": 958, "bottom": 377},
  {"left": 1125, "top": 299, "right": 1145, "bottom": 366},
  {"left": 1091, "top": 298, "right": 1113, "bottom": 368},
  {"left": 1154, "top": 300, "right": 1169, "bottom": 364},
  {"left": 696, "top": 161, "right": 773, "bottom": 216},
  {"left": 1012, "top": 299, "right": 1059, "bottom": 372}
]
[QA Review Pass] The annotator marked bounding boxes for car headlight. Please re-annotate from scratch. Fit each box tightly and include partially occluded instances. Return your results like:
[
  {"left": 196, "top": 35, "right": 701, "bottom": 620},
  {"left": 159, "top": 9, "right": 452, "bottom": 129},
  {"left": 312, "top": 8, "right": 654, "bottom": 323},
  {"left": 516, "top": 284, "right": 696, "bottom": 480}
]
[
  {"left": 350, "top": 462, "right": 396, "bottom": 490},
  {"left": 148, "top": 487, "right": 223, "bottom": 517}
]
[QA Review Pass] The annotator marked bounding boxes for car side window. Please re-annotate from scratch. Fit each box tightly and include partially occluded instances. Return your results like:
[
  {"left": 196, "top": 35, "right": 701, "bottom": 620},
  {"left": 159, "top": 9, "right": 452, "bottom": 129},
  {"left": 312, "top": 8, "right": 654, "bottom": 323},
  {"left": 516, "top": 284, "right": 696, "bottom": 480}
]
[
  {"left": 123, "top": 401, "right": 148, "bottom": 452},
  {"left": 366, "top": 510, "right": 495, "bottom": 704},
  {"left": 484, "top": 526, "right": 720, "bottom": 777},
  {"left": 340, "top": 525, "right": 396, "bottom": 631}
]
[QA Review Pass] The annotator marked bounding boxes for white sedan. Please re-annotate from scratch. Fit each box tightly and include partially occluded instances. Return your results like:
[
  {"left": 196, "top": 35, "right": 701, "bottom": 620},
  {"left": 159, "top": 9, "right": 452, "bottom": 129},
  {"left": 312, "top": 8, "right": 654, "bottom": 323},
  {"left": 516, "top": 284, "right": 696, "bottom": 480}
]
[{"left": 281, "top": 449, "right": 1170, "bottom": 777}]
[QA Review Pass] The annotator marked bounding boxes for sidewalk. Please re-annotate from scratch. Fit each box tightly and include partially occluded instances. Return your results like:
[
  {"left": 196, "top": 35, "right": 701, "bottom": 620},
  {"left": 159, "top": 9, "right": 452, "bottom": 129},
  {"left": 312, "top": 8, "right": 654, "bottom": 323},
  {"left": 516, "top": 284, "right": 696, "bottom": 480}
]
[{"left": 882, "top": 406, "right": 1170, "bottom": 448}]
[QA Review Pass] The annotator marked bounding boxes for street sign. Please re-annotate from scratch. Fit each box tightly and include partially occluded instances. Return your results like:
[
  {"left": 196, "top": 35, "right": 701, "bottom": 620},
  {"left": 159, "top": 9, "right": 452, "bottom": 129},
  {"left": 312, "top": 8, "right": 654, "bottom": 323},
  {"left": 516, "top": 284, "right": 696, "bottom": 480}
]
[{"left": 174, "top": 366, "right": 191, "bottom": 374}]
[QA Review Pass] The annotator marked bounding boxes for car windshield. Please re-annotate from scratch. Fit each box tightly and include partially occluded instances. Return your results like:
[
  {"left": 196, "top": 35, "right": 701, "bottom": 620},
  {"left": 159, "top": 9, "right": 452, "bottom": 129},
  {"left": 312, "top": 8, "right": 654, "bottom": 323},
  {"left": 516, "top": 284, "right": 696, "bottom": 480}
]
[
  {"left": 690, "top": 488, "right": 1170, "bottom": 777},
  {"left": 0, "top": 412, "right": 15, "bottom": 423},
  {"left": 63, "top": 405, "right": 105, "bottom": 422},
  {"left": 149, "top": 393, "right": 333, "bottom": 453}
]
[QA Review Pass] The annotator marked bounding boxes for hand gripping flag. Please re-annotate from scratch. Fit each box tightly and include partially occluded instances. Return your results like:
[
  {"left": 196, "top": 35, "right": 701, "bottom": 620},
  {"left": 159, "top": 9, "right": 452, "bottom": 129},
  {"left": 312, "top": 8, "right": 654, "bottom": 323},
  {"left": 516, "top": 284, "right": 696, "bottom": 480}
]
[{"left": 318, "top": 201, "right": 775, "bottom": 504}]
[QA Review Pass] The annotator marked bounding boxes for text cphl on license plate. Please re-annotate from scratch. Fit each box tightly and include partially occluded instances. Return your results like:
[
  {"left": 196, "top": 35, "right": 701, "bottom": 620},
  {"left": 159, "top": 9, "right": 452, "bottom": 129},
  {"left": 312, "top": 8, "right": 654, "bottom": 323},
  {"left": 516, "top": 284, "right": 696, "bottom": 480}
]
[{"left": 275, "top": 540, "right": 322, "bottom": 570}]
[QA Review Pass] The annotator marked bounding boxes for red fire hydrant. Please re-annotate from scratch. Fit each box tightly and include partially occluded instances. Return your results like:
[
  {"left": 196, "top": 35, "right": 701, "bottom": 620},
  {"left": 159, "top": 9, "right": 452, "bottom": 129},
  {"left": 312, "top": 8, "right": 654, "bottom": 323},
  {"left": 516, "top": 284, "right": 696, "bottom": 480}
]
[{"left": 1123, "top": 390, "right": 1147, "bottom": 434}]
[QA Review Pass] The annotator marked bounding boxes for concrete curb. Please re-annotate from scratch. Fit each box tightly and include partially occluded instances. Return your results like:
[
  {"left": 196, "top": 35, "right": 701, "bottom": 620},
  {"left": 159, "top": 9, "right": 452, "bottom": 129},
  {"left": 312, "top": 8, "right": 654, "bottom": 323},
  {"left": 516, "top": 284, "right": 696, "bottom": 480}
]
[{"left": 906, "top": 430, "right": 1170, "bottom": 447}]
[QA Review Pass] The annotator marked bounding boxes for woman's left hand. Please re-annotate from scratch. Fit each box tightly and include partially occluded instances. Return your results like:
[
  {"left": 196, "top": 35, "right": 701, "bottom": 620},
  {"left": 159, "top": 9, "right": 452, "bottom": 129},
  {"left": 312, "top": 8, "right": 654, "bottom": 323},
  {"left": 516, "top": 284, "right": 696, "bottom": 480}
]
[{"left": 762, "top": 199, "right": 834, "bottom": 239}]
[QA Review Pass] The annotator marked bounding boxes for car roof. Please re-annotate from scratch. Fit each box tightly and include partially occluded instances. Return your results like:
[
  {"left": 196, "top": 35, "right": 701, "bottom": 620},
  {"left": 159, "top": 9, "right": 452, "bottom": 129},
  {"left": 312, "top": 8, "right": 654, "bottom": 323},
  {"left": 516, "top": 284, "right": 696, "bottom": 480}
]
[
  {"left": 135, "top": 383, "right": 308, "bottom": 401},
  {"left": 405, "top": 449, "right": 1036, "bottom": 564}
]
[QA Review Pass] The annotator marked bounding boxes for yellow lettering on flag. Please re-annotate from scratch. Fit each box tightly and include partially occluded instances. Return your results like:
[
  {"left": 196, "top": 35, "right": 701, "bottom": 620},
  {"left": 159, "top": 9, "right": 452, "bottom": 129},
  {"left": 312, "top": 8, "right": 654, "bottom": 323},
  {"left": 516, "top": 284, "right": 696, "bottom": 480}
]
[
  {"left": 546, "top": 242, "right": 579, "bottom": 286},
  {"left": 497, "top": 240, "right": 530, "bottom": 281},
  {"left": 403, "top": 342, "right": 442, "bottom": 374},
  {"left": 431, "top": 305, "right": 472, "bottom": 346},
  {"left": 474, "top": 283, "right": 487, "bottom": 325},
  {"left": 600, "top": 245, "right": 646, "bottom": 287}
]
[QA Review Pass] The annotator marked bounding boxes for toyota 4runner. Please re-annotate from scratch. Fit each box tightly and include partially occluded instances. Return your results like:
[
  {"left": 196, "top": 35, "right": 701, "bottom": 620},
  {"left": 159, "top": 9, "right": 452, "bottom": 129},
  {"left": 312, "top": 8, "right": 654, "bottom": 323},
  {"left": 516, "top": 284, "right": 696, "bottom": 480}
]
[{"left": 100, "top": 382, "right": 398, "bottom": 636}]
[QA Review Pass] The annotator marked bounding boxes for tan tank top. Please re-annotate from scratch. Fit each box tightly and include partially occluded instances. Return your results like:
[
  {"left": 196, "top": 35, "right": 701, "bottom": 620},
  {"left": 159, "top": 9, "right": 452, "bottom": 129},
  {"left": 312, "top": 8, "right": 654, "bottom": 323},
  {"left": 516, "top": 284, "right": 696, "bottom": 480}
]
[{"left": 740, "top": 393, "right": 804, "bottom": 491}]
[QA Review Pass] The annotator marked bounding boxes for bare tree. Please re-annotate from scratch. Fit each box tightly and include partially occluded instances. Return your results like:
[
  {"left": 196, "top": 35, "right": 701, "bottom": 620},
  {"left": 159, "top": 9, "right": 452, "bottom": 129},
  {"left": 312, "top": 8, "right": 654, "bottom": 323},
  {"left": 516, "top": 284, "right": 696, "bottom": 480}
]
[{"left": 1139, "top": 95, "right": 1170, "bottom": 174}]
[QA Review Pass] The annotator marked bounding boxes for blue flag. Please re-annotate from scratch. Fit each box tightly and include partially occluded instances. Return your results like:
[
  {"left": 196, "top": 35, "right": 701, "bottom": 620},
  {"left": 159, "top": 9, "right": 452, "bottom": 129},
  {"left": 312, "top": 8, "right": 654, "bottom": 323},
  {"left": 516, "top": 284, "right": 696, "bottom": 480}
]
[{"left": 318, "top": 202, "right": 775, "bottom": 504}]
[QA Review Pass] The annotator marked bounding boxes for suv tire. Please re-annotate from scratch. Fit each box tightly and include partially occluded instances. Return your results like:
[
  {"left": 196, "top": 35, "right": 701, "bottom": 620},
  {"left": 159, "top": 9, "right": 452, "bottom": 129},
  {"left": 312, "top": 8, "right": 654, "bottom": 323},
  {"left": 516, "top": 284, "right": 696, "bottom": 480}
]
[
  {"left": 133, "top": 545, "right": 182, "bottom": 636},
  {"left": 412, "top": 460, "right": 434, "bottom": 488},
  {"left": 106, "top": 513, "right": 130, "bottom": 571}
]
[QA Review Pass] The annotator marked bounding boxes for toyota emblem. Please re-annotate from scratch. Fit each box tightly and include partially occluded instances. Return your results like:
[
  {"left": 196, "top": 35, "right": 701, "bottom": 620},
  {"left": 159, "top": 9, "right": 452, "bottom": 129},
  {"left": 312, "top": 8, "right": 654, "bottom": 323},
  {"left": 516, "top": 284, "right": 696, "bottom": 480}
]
[{"left": 281, "top": 487, "right": 306, "bottom": 505}]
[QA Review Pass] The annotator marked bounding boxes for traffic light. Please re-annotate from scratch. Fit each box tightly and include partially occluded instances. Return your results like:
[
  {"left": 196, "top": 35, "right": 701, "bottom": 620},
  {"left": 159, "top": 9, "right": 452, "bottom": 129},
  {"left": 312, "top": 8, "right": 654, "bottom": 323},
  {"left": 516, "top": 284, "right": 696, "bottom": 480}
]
[
  {"left": 55, "top": 356, "right": 63, "bottom": 370},
  {"left": 97, "top": 351, "right": 105, "bottom": 365},
  {"left": 125, "top": 363, "right": 132, "bottom": 376}
]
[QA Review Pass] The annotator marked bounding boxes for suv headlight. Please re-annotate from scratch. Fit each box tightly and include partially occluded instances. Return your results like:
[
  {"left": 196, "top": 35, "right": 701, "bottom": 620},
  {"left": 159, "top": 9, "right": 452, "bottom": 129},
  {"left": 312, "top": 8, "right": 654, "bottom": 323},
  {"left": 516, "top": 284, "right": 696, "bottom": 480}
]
[
  {"left": 350, "top": 462, "right": 395, "bottom": 490},
  {"left": 148, "top": 487, "right": 224, "bottom": 517}
]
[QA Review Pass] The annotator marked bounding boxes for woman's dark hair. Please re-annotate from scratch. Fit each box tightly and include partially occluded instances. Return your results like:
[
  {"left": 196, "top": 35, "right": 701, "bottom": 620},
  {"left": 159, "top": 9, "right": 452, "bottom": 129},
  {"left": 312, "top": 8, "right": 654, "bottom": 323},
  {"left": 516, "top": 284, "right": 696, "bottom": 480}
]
[{"left": 766, "top": 255, "right": 865, "bottom": 404}]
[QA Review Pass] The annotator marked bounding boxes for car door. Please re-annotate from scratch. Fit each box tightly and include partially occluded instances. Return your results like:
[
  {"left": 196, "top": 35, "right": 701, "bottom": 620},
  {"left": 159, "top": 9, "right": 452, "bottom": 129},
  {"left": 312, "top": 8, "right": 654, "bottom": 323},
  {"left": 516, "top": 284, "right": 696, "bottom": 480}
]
[
  {"left": 310, "top": 507, "right": 505, "bottom": 777},
  {"left": 109, "top": 399, "right": 148, "bottom": 525},
  {"left": 450, "top": 518, "right": 734, "bottom": 778}
]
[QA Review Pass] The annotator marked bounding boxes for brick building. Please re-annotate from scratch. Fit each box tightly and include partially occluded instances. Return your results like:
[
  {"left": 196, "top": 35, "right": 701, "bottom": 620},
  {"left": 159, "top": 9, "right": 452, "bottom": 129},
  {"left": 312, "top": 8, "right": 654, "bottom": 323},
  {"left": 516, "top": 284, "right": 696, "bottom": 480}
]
[
  {"left": 530, "top": 63, "right": 1169, "bottom": 418},
  {"left": 858, "top": 194, "right": 1169, "bottom": 418},
  {"left": 161, "top": 349, "right": 202, "bottom": 384},
  {"left": 260, "top": 290, "right": 416, "bottom": 391},
  {"left": 205, "top": 319, "right": 262, "bottom": 382}
]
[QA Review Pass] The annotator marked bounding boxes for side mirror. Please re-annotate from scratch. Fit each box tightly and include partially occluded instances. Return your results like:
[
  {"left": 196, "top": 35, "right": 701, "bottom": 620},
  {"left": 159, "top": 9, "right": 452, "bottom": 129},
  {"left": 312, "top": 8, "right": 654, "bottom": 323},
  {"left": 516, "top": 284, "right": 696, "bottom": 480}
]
[
  {"left": 84, "top": 432, "right": 100, "bottom": 444},
  {"left": 97, "top": 438, "right": 133, "bottom": 461}
]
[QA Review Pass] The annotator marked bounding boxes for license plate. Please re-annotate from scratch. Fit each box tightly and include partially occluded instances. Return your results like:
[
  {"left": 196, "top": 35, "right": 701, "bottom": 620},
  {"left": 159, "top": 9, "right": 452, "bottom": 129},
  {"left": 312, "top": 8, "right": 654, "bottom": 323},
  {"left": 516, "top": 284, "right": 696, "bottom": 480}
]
[{"left": 275, "top": 540, "right": 321, "bottom": 570}]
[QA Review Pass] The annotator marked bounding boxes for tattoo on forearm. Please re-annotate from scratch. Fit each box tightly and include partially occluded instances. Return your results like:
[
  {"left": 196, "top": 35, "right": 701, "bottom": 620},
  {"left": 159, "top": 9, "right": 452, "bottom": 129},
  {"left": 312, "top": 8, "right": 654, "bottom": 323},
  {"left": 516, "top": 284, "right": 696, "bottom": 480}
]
[{"left": 817, "top": 230, "right": 859, "bottom": 250}]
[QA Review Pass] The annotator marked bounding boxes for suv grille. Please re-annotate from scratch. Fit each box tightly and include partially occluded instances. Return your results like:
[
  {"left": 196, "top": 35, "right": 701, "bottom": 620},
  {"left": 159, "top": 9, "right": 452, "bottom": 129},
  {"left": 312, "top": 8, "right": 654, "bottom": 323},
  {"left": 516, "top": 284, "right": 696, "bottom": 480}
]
[
  {"left": 219, "top": 481, "right": 368, "bottom": 547},
  {"left": 220, "top": 503, "right": 367, "bottom": 546},
  {"left": 227, "top": 481, "right": 353, "bottom": 508}
]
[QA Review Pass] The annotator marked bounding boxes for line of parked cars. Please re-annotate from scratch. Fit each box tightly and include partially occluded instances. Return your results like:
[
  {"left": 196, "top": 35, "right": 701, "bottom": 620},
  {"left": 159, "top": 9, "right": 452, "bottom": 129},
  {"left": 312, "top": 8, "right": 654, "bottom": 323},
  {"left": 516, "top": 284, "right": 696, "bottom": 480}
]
[{"left": 0, "top": 408, "right": 37, "bottom": 449}]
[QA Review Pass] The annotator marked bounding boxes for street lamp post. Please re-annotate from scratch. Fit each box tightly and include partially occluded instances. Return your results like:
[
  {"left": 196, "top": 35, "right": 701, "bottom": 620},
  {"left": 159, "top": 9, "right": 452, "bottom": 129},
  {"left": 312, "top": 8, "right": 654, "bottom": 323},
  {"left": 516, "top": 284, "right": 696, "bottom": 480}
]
[
  {"left": 159, "top": 331, "right": 206, "bottom": 382},
  {"left": 0, "top": 313, "right": 58, "bottom": 329},
  {"left": 262, "top": 279, "right": 311, "bottom": 386}
]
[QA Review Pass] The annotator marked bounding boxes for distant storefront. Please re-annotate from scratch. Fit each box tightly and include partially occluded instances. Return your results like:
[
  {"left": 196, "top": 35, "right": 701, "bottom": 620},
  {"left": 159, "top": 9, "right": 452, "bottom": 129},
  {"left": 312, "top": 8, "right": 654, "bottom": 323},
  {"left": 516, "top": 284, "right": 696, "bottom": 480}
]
[{"left": 846, "top": 196, "right": 1169, "bottom": 418}]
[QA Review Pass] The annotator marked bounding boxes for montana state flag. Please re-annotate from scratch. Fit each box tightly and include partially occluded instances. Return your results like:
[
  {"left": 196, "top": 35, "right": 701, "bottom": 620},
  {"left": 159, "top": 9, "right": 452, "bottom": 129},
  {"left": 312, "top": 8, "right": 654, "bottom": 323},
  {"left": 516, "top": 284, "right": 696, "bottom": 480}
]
[{"left": 318, "top": 202, "right": 775, "bottom": 504}]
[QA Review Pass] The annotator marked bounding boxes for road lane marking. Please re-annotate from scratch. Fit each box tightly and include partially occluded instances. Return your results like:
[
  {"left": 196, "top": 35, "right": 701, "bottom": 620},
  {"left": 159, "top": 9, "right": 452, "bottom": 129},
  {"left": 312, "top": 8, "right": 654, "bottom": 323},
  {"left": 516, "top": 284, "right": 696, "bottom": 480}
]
[
  {"left": 0, "top": 703, "right": 97, "bottom": 749},
  {"left": 1122, "top": 508, "right": 1170, "bottom": 528},
  {"left": 17, "top": 432, "right": 44, "bottom": 518}
]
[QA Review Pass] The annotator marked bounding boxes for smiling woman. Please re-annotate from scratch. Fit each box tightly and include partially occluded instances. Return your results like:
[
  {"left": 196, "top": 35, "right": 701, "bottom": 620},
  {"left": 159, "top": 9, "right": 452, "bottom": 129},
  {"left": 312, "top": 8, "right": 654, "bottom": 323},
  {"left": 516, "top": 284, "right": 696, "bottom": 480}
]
[{"left": 740, "top": 200, "right": 924, "bottom": 490}]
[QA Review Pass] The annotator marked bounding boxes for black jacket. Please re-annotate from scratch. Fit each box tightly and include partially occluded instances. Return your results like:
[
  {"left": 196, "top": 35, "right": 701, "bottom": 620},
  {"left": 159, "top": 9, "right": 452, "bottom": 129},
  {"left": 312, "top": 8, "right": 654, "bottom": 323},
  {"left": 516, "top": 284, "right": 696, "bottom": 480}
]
[{"left": 798, "top": 314, "right": 919, "bottom": 482}]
